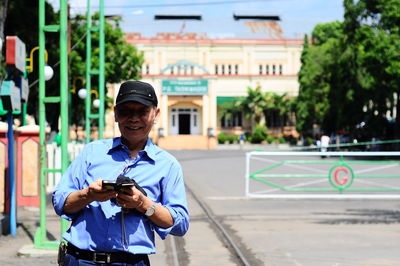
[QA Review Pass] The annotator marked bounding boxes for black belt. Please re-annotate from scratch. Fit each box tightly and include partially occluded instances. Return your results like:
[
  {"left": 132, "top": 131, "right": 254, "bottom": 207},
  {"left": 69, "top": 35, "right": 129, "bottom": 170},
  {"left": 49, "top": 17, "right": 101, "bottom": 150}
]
[{"left": 66, "top": 243, "right": 149, "bottom": 264}]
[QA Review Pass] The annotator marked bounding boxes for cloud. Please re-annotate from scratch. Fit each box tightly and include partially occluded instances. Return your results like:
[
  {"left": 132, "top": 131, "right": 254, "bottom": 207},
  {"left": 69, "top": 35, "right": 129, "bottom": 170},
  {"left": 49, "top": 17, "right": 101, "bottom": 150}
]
[{"left": 131, "top": 10, "right": 144, "bottom": 15}]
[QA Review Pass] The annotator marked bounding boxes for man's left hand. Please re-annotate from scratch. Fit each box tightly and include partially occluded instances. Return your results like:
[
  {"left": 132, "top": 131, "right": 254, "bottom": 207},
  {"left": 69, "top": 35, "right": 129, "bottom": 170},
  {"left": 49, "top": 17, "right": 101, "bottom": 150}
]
[{"left": 116, "top": 187, "right": 146, "bottom": 210}]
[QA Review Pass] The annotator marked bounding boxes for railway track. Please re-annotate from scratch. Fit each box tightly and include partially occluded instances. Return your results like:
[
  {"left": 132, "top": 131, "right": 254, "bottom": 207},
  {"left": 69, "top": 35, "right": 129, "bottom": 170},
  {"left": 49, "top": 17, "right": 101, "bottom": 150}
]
[
  {"left": 184, "top": 185, "right": 251, "bottom": 266},
  {"left": 160, "top": 150, "right": 254, "bottom": 266},
  {"left": 161, "top": 185, "right": 253, "bottom": 265}
]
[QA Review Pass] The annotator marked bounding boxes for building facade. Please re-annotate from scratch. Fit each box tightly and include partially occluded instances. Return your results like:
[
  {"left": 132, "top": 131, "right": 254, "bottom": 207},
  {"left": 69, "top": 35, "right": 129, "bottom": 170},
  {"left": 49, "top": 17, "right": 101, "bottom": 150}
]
[{"left": 106, "top": 33, "right": 303, "bottom": 149}]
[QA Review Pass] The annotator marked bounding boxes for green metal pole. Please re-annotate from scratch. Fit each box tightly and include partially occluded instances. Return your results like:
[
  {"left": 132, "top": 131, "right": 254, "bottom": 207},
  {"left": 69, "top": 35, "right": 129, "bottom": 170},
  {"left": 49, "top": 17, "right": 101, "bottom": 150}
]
[
  {"left": 85, "top": 0, "right": 92, "bottom": 143},
  {"left": 98, "top": 0, "right": 105, "bottom": 139},
  {"left": 21, "top": 69, "right": 28, "bottom": 126},
  {"left": 35, "top": 0, "right": 47, "bottom": 248},
  {"left": 59, "top": 0, "right": 69, "bottom": 234},
  {"left": 21, "top": 103, "right": 27, "bottom": 126}
]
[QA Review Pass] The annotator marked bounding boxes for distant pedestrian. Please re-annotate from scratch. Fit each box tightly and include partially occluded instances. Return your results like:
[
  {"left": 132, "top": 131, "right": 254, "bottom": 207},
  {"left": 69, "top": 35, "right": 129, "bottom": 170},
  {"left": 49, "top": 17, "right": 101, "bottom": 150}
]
[{"left": 320, "top": 134, "right": 330, "bottom": 153}]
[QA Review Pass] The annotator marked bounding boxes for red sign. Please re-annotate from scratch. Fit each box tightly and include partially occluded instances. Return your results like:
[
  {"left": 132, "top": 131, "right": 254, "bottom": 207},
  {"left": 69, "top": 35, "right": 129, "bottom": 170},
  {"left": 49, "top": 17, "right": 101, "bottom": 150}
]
[{"left": 6, "top": 36, "right": 26, "bottom": 73}]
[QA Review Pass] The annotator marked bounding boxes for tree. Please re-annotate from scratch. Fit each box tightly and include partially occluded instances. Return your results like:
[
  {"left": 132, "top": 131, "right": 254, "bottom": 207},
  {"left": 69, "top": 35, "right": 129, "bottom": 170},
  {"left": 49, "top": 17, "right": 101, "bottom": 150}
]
[
  {"left": 296, "top": 24, "right": 343, "bottom": 135},
  {"left": 0, "top": 0, "right": 8, "bottom": 47},
  {"left": 3, "top": 0, "right": 59, "bottom": 125},
  {"left": 0, "top": 0, "right": 8, "bottom": 81},
  {"left": 218, "top": 98, "right": 244, "bottom": 126},
  {"left": 296, "top": 0, "right": 400, "bottom": 143},
  {"left": 270, "top": 92, "right": 295, "bottom": 127},
  {"left": 237, "top": 86, "right": 294, "bottom": 130},
  {"left": 69, "top": 13, "right": 144, "bottom": 127},
  {"left": 237, "top": 86, "right": 267, "bottom": 126},
  {"left": 340, "top": 0, "right": 400, "bottom": 140},
  {"left": 4, "top": 3, "right": 144, "bottom": 131}
]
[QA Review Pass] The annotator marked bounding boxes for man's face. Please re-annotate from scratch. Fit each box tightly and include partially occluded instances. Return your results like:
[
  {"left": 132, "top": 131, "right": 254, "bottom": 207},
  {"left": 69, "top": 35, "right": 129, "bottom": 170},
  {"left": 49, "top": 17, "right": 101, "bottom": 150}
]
[{"left": 114, "top": 102, "right": 160, "bottom": 145}]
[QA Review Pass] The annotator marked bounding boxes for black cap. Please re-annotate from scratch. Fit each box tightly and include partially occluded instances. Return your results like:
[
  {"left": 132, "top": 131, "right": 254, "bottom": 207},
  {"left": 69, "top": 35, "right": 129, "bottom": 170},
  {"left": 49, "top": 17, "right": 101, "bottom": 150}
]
[{"left": 116, "top": 81, "right": 158, "bottom": 107}]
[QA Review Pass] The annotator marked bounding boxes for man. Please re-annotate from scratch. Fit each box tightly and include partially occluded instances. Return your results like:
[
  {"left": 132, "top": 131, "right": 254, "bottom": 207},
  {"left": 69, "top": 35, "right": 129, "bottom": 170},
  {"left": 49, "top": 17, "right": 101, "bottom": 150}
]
[{"left": 53, "top": 80, "right": 189, "bottom": 265}]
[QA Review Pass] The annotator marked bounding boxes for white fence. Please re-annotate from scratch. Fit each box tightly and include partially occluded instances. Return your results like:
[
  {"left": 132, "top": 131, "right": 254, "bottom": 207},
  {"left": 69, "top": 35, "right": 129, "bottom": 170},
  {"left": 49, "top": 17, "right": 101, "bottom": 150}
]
[{"left": 46, "top": 143, "right": 85, "bottom": 192}]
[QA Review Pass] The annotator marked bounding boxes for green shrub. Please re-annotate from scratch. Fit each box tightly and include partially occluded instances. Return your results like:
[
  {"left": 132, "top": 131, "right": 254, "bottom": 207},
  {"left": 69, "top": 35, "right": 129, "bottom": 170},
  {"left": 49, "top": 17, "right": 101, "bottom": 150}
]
[
  {"left": 266, "top": 135, "right": 275, "bottom": 144},
  {"left": 285, "top": 135, "right": 298, "bottom": 146},
  {"left": 227, "top": 134, "right": 237, "bottom": 144},
  {"left": 217, "top": 132, "right": 228, "bottom": 144},
  {"left": 278, "top": 136, "right": 286, "bottom": 144},
  {"left": 244, "top": 132, "right": 252, "bottom": 141},
  {"left": 251, "top": 125, "right": 268, "bottom": 144},
  {"left": 306, "top": 136, "right": 314, "bottom": 146}
]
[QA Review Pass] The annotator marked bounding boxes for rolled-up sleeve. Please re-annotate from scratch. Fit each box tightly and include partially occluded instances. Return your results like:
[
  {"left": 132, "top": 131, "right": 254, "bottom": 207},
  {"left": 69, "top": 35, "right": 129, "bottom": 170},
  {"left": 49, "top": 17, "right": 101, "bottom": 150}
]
[{"left": 155, "top": 161, "right": 189, "bottom": 239}]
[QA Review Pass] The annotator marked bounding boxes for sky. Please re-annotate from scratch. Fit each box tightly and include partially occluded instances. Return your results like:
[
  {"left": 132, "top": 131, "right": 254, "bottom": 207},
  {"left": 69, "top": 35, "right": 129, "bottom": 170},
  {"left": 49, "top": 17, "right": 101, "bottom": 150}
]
[{"left": 48, "top": 0, "right": 345, "bottom": 39}]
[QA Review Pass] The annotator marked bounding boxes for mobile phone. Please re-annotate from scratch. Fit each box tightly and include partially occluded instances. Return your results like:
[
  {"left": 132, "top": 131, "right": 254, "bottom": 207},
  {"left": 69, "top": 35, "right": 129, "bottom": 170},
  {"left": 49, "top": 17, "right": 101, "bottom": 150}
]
[
  {"left": 102, "top": 180, "right": 118, "bottom": 190},
  {"left": 102, "top": 180, "right": 135, "bottom": 191}
]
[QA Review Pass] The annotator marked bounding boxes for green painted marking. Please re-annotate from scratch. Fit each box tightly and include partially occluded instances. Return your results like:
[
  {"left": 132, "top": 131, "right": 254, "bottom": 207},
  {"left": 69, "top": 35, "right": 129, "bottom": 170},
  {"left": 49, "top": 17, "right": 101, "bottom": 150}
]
[
  {"left": 250, "top": 161, "right": 285, "bottom": 176},
  {"left": 285, "top": 160, "right": 337, "bottom": 164},
  {"left": 252, "top": 174, "right": 327, "bottom": 178},
  {"left": 356, "top": 174, "right": 400, "bottom": 178}
]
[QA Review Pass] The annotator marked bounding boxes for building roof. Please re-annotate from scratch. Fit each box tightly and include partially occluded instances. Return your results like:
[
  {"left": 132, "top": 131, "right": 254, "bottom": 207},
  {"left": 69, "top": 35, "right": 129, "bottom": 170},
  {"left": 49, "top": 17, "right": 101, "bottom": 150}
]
[
  {"left": 125, "top": 32, "right": 303, "bottom": 45},
  {"left": 122, "top": 13, "right": 304, "bottom": 42}
]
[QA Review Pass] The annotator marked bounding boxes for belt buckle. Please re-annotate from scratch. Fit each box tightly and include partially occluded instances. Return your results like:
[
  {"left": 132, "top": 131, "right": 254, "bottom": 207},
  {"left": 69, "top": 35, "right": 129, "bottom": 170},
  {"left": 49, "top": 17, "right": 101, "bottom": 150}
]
[{"left": 93, "top": 252, "right": 111, "bottom": 264}]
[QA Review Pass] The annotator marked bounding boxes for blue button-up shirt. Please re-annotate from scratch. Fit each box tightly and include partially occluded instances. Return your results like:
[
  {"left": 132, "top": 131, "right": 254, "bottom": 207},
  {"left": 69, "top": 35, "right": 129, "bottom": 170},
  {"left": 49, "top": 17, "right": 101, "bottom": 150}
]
[{"left": 52, "top": 138, "right": 189, "bottom": 254}]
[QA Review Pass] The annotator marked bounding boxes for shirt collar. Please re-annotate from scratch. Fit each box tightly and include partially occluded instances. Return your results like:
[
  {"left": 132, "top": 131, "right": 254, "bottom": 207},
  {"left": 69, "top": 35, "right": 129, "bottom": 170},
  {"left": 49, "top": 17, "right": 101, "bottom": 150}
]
[{"left": 109, "top": 137, "right": 157, "bottom": 162}]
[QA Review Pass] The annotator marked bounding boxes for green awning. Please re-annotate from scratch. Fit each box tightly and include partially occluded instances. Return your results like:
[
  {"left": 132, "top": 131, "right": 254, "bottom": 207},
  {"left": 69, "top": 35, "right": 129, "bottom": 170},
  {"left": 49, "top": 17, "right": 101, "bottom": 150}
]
[{"left": 217, "top": 96, "right": 242, "bottom": 105}]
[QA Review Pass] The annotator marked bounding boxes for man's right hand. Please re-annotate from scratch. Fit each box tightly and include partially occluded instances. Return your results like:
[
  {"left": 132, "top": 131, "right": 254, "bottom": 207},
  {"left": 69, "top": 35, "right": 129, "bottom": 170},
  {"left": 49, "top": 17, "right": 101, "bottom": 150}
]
[
  {"left": 86, "top": 179, "right": 118, "bottom": 202},
  {"left": 63, "top": 179, "right": 117, "bottom": 214}
]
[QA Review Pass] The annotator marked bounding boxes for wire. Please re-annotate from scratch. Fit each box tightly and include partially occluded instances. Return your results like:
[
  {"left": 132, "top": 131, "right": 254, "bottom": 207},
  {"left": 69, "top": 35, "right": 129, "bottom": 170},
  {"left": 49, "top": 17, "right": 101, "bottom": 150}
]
[
  {"left": 72, "top": 0, "right": 273, "bottom": 9},
  {"left": 29, "top": 31, "right": 88, "bottom": 88}
]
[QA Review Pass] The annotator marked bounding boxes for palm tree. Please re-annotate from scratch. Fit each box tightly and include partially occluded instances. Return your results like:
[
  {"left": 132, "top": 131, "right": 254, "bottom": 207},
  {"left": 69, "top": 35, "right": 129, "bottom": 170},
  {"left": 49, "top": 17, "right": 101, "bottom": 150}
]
[
  {"left": 237, "top": 86, "right": 267, "bottom": 126},
  {"left": 238, "top": 86, "right": 296, "bottom": 133},
  {"left": 219, "top": 99, "right": 243, "bottom": 124},
  {"left": 266, "top": 93, "right": 295, "bottom": 127}
]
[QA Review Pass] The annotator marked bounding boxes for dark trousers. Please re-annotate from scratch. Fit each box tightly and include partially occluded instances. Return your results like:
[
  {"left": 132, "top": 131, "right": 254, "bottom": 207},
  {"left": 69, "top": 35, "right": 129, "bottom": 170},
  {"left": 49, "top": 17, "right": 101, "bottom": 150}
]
[{"left": 64, "top": 253, "right": 150, "bottom": 266}]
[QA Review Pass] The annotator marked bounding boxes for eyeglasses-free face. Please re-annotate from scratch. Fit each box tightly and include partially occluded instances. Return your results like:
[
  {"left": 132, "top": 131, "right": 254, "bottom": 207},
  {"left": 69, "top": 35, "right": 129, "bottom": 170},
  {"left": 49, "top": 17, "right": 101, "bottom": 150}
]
[{"left": 114, "top": 102, "right": 159, "bottom": 148}]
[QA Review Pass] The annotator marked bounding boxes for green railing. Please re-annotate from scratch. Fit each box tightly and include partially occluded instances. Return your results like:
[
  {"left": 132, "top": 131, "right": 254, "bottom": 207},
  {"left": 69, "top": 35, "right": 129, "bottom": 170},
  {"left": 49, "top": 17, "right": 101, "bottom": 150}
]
[
  {"left": 289, "top": 139, "right": 400, "bottom": 151},
  {"left": 246, "top": 151, "right": 400, "bottom": 198}
]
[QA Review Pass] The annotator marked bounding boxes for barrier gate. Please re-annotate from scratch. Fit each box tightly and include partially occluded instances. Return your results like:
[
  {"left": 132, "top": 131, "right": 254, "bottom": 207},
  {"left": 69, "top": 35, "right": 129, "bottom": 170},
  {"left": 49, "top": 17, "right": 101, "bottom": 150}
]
[{"left": 245, "top": 151, "right": 400, "bottom": 199}]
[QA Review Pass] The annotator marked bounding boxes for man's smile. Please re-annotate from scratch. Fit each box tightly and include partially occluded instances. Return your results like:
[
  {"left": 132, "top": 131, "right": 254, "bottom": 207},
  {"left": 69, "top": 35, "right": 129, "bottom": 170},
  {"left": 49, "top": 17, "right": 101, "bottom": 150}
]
[{"left": 126, "top": 125, "right": 143, "bottom": 131}]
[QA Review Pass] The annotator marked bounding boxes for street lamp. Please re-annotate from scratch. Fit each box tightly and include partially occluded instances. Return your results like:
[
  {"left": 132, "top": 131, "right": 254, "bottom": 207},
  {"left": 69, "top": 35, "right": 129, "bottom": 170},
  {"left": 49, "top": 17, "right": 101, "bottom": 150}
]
[
  {"left": 44, "top": 65, "right": 54, "bottom": 81},
  {"left": 26, "top": 46, "right": 54, "bottom": 81},
  {"left": 71, "top": 76, "right": 85, "bottom": 94},
  {"left": 78, "top": 88, "right": 87, "bottom": 99},
  {"left": 93, "top": 99, "right": 100, "bottom": 108},
  {"left": 78, "top": 88, "right": 100, "bottom": 108}
]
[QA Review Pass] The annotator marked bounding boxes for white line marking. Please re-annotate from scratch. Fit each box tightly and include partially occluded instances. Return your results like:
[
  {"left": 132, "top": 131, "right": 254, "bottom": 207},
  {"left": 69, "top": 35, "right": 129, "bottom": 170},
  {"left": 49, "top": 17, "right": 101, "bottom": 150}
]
[
  {"left": 356, "top": 179, "right": 400, "bottom": 189},
  {"left": 252, "top": 156, "right": 327, "bottom": 174},
  {"left": 259, "top": 179, "right": 327, "bottom": 194},
  {"left": 354, "top": 164, "right": 398, "bottom": 174},
  {"left": 207, "top": 194, "right": 400, "bottom": 200},
  {"left": 251, "top": 156, "right": 279, "bottom": 163},
  {"left": 207, "top": 196, "right": 249, "bottom": 200},
  {"left": 283, "top": 163, "right": 326, "bottom": 174},
  {"left": 245, "top": 194, "right": 400, "bottom": 199},
  {"left": 249, "top": 151, "right": 400, "bottom": 156}
]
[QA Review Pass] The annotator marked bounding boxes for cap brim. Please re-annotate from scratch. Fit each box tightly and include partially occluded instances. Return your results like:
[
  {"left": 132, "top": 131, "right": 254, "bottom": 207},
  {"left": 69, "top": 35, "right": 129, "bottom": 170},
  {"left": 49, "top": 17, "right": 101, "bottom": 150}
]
[{"left": 116, "top": 96, "right": 153, "bottom": 107}]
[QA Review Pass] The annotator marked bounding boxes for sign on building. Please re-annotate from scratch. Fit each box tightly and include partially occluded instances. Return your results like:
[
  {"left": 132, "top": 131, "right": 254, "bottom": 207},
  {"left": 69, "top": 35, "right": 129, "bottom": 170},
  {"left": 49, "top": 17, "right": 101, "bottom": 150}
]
[{"left": 162, "top": 80, "right": 208, "bottom": 95}]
